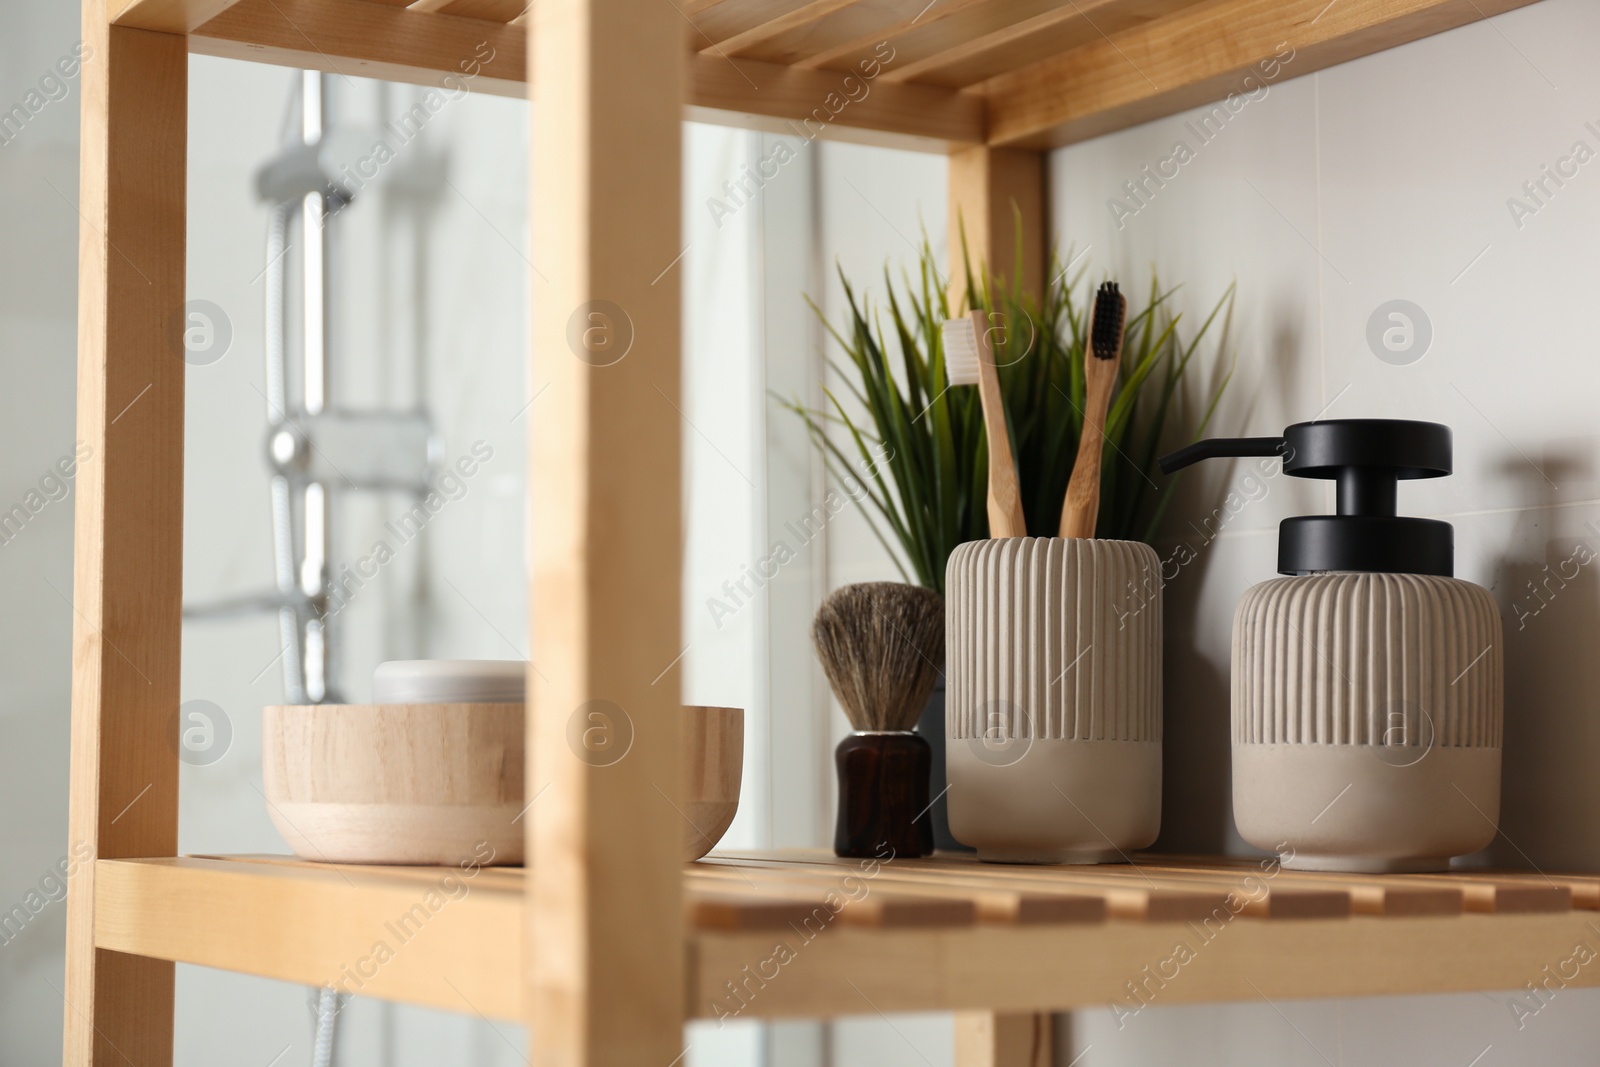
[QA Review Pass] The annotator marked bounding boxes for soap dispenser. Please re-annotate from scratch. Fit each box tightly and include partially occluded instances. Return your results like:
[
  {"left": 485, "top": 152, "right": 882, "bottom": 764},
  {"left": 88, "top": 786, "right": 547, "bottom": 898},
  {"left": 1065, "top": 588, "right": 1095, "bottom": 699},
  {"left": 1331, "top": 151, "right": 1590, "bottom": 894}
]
[{"left": 1161, "top": 419, "right": 1502, "bottom": 872}]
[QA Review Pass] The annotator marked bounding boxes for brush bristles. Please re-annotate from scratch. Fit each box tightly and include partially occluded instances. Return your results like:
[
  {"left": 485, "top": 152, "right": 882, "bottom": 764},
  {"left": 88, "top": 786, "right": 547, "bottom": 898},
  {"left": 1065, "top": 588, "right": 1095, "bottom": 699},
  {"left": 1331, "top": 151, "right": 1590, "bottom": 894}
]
[
  {"left": 1090, "top": 281, "right": 1125, "bottom": 360},
  {"left": 812, "top": 582, "right": 945, "bottom": 733},
  {"left": 941, "top": 317, "right": 981, "bottom": 387}
]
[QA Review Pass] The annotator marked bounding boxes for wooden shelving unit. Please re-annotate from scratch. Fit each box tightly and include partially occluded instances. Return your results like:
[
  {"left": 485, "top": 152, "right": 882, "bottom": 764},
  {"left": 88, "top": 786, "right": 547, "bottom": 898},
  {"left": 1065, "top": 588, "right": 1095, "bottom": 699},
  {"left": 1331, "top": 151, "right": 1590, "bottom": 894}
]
[
  {"left": 67, "top": 0, "right": 1555, "bottom": 1064},
  {"left": 93, "top": 851, "right": 1600, "bottom": 1021}
]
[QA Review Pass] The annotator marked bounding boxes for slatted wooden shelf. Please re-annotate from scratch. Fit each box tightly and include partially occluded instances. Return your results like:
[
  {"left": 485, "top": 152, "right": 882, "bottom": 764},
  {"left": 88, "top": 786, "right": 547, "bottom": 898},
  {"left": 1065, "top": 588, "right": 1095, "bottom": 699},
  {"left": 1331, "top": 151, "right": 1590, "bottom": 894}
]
[
  {"left": 94, "top": 851, "right": 1600, "bottom": 1022},
  {"left": 69, "top": 0, "right": 1563, "bottom": 1060},
  {"left": 109, "top": 0, "right": 1546, "bottom": 151}
]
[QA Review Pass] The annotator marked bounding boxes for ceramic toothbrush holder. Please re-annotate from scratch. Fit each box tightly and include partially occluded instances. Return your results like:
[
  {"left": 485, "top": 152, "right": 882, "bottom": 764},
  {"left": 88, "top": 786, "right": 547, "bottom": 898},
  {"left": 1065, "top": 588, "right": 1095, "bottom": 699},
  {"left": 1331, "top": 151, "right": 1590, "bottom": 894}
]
[
  {"left": 945, "top": 537, "right": 1163, "bottom": 863},
  {"left": 1232, "top": 572, "right": 1502, "bottom": 872}
]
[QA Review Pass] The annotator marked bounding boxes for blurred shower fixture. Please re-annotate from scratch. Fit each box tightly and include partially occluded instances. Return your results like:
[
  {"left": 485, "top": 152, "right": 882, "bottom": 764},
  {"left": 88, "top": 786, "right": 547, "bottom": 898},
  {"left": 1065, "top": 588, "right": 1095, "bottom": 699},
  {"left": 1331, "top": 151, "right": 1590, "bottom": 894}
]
[
  {"left": 253, "top": 124, "right": 388, "bottom": 208},
  {"left": 178, "top": 69, "right": 446, "bottom": 1067},
  {"left": 253, "top": 138, "right": 353, "bottom": 209},
  {"left": 267, "top": 411, "right": 438, "bottom": 491},
  {"left": 183, "top": 69, "right": 437, "bottom": 711}
]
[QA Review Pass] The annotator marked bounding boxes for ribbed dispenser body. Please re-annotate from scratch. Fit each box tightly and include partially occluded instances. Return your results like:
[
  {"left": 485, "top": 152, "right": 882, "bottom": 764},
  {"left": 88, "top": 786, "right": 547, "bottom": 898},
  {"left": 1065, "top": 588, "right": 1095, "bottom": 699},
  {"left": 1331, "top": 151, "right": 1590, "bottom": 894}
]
[
  {"left": 1232, "top": 572, "right": 1503, "bottom": 871},
  {"left": 945, "top": 537, "right": 1162, "bottom": 863}
]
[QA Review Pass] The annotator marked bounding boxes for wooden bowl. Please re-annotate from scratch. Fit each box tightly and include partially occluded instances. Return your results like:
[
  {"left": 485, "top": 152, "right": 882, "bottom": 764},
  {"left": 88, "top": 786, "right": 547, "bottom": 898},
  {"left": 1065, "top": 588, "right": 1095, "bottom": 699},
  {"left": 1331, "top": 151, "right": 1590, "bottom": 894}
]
[
  {"left": 683, "top": 705, "right": 743, "bottom": 861},
  {"left": 262, "top": 704, "right": 742, "bottom": 865}
]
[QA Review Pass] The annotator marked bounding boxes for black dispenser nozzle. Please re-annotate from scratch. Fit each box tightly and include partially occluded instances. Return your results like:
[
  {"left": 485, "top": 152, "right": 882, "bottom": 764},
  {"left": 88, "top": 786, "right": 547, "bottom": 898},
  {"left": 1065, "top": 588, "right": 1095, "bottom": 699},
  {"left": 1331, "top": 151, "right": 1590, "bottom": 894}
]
[
  {"left": 1158, "top": 436, "right": 1286, "bottom": 476},
  {"left": 1159, "top": 419, "right": 1455, "bottom": 577}
]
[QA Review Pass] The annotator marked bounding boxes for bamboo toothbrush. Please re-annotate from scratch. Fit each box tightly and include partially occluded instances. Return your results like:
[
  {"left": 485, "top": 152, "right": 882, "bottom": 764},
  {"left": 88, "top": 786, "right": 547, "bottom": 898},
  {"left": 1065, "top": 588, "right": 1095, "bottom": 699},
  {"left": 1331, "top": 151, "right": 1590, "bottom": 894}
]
[
  {"left": 1060, "top": 281, "right": 1127, "bottom": 538},
  {"left": 942, "top": 309, "right": 1027, "bottom": 538}
]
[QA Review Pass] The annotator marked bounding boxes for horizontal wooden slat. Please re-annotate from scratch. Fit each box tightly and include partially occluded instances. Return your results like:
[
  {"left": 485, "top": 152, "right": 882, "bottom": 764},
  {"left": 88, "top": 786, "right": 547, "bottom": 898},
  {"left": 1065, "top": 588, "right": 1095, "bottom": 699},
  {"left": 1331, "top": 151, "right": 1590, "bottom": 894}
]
[
  {"left": 99, "top": 852, "right": 1600, "bottom": 1023},
  {"left": 188, "top": 0, "right": 528, "bottom": 95},
  {"left": 1468, "top": 871, "right": 1600, "bottom": 910},
  {"left": 901, "top": 858, "right": 1302, "bottom": 922},
  {"left": 171, "top": 0, "right": 982, "bottom": 150},
  {"left": 699, "top": 857, "right": 1106, "bottom": 925},
  {"left": 692, "top": 893, "right": 842, "bottom": 932},
  {"left": 983, "top": 0, "right": 1548, "bottom": 148},
  {"left": 874, "top": 0, "right": 1208, "bottom": 88},
  {"left": 1137, "top": 858, "right": 1463, "bottom": 917},
  {"left": 716, "top": 850, "right": 1232, "bottom": 923},
  {"left": 1153, "top": 855, "right": 1571, "bottom": 914},
  {"left": 119, "top": 0, "right": 1549, "bottom": 153},
  {"left": 684, "top": 51, "right": 984, "bottom": 149},
  {"left": 689, "top": 870, "right": 975, "bottom": 927},
  {"left": 111, "top": 0, "right": 247, "bottom": 32},
  {"left": 407, "top": 0, "right": 529, "bottom": 20},
  {"left": 1046, "top": 864, "right": 1351, "bottom": 920},
  {"left": 690, "top": 912, "right": 1600, "bottom": 1019},
  {"left": 715, "top": 0, "right": 1001, "bottom": 68},
  {"left": 711, "top": 0, "right": 861, "bottom": 56},
  {"left": 96, "top": 857, "right": 524, "bottom": 1019},
  {"left": 687, "top": 0, "right": 834, "bottom": 48},
  {"left": 805, "top": 0, "right": 1074, "bottom": 79},
  {"left": 1408, "top": 876, "right": 1570, "bottom": 914}
]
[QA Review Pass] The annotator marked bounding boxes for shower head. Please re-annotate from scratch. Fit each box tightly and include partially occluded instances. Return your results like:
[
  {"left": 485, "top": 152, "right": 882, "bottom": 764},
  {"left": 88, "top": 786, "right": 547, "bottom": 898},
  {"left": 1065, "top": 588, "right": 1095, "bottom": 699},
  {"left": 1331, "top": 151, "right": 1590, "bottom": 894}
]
[{"left": 255, "top": 139, "right": 352, "bottom": 207}]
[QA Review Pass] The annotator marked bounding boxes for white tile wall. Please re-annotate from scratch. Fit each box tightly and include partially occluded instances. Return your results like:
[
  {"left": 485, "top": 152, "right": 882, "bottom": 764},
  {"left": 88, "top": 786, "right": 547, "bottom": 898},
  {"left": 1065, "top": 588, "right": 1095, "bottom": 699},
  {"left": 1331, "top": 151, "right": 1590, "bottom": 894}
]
[{"left": 1051, "top": 0, "right": 1600, "bottom": 1062}]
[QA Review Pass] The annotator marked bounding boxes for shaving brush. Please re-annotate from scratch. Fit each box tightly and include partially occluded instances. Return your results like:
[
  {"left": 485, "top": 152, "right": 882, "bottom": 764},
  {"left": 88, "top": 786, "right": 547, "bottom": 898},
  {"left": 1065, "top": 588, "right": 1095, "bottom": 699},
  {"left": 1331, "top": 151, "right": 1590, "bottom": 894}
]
[{"left": 813, "top": 582, "right": 944, "bottom": 857}]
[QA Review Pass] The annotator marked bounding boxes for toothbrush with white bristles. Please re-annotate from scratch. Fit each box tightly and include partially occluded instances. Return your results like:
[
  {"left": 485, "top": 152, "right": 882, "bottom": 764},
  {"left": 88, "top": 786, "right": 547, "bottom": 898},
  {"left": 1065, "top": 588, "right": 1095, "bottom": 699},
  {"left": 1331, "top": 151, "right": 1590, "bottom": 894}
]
[{"left": 943, "top": 309, "right": 1027, "bottom": 539}]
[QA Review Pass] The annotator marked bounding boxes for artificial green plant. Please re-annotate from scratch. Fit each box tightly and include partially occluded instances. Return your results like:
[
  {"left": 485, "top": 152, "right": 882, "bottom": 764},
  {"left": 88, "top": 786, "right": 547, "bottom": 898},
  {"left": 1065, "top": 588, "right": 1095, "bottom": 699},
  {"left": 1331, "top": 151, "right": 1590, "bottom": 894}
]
[{"left": 784, "top": 242, "right": 1235, "bottom": 595}]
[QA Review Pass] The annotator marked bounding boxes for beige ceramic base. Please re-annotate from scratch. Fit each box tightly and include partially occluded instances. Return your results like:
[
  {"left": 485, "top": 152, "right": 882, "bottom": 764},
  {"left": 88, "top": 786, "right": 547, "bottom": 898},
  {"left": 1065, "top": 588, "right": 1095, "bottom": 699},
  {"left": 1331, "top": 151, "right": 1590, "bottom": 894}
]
[
  {"left": 947, "top": 739, "right": 1161, "bottom": 864},
  {"left": 1233, "top": 743, "right": 1501, "bottom": 873}
]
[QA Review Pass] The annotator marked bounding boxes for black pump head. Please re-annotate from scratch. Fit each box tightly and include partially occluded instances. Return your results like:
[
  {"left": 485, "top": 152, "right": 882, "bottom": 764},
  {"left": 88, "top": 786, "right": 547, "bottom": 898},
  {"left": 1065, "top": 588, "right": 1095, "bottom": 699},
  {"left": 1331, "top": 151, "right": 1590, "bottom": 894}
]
[{"left": 1160, "top": 419, "right": 1455, "bottom": 577}]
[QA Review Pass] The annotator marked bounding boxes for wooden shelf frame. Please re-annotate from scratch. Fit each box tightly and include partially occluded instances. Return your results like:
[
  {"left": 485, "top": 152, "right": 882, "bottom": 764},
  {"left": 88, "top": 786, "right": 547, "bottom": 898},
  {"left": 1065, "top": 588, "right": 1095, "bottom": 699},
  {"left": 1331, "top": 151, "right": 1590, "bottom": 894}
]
[
  {"left": 65, "top": 0, "right": 1552, "bottom": 1064},
  {"left": 92, "top": 853, "right": 1600, "bottom": 1025},
  {"left": 110, "top": 0, "right": 1546, "bottom": 152}
]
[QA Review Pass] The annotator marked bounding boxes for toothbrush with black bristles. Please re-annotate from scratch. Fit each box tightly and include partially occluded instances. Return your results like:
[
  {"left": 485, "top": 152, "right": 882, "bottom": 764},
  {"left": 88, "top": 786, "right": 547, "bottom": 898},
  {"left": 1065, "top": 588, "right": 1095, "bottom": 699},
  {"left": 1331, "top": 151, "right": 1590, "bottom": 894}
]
[{"left": 1060, "top": 281, "right": 1127, "bottom": 538}]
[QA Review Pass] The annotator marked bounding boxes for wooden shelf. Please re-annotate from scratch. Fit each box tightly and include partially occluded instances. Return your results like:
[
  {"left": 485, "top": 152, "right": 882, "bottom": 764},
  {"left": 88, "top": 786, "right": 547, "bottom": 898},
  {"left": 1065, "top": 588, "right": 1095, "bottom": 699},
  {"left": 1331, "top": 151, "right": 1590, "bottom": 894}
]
[
  {"left": 109, "top": 0, "right": 1547, "bottom": 151},
  {"left": 94, "top": 857, "right": 526, "bottom": 1019},
  {"left": 69, "top": 0, "right": 1561, "bottom": 1060},
  {"left": 95, "top": 851, "right": 1600, "bottom": 1022}
]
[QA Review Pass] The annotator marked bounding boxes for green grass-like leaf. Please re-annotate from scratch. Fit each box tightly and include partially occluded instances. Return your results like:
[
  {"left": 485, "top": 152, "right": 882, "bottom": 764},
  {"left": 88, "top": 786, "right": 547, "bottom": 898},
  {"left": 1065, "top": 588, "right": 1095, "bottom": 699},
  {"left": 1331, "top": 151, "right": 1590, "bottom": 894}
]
[{"left": 779, "top": 244, "right": 1235, "bottom": 594}]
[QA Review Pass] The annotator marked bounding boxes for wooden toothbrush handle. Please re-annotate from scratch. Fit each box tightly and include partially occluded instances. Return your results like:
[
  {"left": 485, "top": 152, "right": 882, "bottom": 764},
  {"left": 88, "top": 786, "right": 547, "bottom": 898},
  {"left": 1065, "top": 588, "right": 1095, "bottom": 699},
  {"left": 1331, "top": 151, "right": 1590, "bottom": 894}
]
[
  {"left": 973, "top": 312, "right": 1027, "bottom": 539},
  {"left": 1061, "top": 373, "right": 1114, "bottom": 538}
]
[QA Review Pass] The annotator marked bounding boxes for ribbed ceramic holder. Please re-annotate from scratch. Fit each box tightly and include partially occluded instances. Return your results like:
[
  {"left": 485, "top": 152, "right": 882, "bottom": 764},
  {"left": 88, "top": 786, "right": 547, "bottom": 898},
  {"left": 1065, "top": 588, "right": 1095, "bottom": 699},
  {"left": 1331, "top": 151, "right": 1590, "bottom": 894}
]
[
  {"left": 945, "top": 537, "right": 1163, "bottom": 863},
  {"left": 1232, "top": 573, "right": 1503, "bottom": 872}
]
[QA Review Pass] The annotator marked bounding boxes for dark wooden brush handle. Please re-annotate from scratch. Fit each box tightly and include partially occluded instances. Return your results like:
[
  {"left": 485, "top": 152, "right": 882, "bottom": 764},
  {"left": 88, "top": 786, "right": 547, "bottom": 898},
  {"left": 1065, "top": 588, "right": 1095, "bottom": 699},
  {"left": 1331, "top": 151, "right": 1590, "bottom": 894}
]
[{"left": 833, "top": 732, "right": 935, "bottom": 858}]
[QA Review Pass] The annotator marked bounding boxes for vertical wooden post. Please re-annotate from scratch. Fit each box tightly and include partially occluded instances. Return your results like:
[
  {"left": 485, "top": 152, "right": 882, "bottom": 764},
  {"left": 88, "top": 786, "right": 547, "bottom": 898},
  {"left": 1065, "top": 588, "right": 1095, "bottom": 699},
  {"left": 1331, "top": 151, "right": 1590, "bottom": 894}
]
[
  {"left": 529, "top": 2, "right": 686, "bottom": 1066},
  {"left": 63, "top": 4, "right": 187, "bottom": 1066},
  {"left": 947, "top": 146, "right": 1045, "bottom": 310},
  {"left": 948, "top": 144, "right": 1054, "bottom": 1067},
  {"left": 954, "top": 1011, "right": 1055, "bottom": 1067}
]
